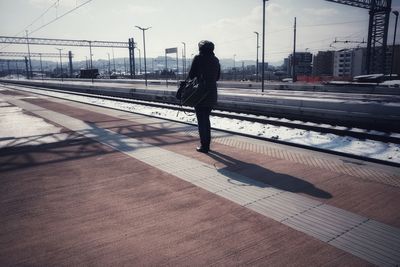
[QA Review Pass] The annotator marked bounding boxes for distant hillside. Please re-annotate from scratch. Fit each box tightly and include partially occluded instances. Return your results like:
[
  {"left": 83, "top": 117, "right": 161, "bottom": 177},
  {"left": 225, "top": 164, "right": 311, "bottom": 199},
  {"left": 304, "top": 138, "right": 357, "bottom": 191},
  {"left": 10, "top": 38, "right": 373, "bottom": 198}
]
[{"left": 20, "top": 56, "right": 284, "bottom": 72}]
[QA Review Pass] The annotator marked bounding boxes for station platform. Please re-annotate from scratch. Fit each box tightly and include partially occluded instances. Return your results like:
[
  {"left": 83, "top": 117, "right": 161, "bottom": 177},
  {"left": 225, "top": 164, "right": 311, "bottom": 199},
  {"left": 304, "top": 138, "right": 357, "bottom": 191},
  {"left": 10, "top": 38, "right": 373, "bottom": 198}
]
[
  {"left": 3, "top": 78, "right": 400, "bottom": 132},
  {"left": 1, "top": 86, "right": 400, "bottom": 266}
]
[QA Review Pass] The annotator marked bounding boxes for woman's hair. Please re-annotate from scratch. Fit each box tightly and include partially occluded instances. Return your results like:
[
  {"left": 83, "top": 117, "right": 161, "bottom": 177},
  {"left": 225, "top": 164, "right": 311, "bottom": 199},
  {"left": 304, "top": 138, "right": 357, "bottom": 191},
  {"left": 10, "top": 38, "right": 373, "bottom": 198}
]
[{"left": 198, "top": 40, "right": 215, "bottom": 54}]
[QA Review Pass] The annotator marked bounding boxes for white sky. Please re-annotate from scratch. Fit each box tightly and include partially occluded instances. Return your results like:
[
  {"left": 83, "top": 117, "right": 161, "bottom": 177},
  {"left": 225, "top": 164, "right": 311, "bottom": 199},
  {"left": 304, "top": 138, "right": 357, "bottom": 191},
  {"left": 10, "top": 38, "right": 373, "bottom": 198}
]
[{"left": 1, "top": 0, "right": 400, "bottom": 63}]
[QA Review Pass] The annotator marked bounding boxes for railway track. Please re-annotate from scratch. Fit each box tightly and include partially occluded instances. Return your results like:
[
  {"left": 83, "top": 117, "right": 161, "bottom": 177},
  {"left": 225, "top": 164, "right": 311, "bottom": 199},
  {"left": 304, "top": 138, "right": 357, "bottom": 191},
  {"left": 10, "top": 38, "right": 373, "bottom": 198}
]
[
  {"left": 2, "top": 81, "right": 399, "bottom": 145},
  {"left": 2, "top": 81, "right": 400, "bottom": 167},
  {"left": 2, "top": 79, "right": 399, "bottom": 132}
]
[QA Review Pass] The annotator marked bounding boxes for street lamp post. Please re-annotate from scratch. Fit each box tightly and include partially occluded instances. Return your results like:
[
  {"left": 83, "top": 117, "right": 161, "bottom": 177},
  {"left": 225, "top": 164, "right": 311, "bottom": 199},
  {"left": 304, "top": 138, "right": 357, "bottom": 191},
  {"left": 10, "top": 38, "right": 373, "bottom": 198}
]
[
  {"left": 25, "top": 30, "right": 33, "bottom": 79},
  {"left": 261, "top": 0, "right": 269, "bottom": 92},
  {"left": 135, "top": 25, "right": 151, "bottom": 87},
  {"left": 254, "top": 31, "right": 259, "bottom": 82},
  {"left": 87, "top": 40, "right": 94, "bottom": 83},
  {"left": 233, "top": 54, "right": 236, "bottom": 81},
  {"left": 137, "top": 48, "right": 141, "bottom": 75},
  {"left": 88, "top": 41, "right": 93, "bottom": 69},
  {"left": 391, "top": 11, "right": 399, "bottom": 77},
  {"left": 112, "top": 48, "right": 116, "bottom": 73},
  {"left": 7, "top": 60, "right": 10, "bottom": 77},
  {"left": 107, "top": 53, "right": 111, "bottom": 76},
  {"left": 39, "top": 53, "right": 43, "bottom": 80},
  {"left": 292, "top": 17, "right": 297, "bottom": 83},
  {"left": 15, "top": 61, "right": 19, "bottom": 80},
  {"left": 181, "top": 42, "right": 186, "bottom": 79},
  {"left": 55, "top": 48, "right": 63, "bottom": 82}
]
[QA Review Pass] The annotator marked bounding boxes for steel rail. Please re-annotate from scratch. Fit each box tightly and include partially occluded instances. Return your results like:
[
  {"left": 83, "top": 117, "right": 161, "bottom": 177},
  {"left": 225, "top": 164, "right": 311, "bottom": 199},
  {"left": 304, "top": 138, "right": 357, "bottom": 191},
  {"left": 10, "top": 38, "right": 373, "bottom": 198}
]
[
  {"left": 1, "top": 82, "right": 399, "bottom": 168},
  {"left": 1, "top": 82, "right": 399, "bottom": 145}
]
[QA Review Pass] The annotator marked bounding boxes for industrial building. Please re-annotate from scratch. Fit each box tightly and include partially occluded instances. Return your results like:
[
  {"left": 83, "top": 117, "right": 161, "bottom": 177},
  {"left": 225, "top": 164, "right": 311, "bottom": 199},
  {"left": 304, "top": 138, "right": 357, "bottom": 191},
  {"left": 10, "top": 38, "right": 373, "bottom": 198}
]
[{"left": 312, "top": 51, "right": 334, "bottom": 77}]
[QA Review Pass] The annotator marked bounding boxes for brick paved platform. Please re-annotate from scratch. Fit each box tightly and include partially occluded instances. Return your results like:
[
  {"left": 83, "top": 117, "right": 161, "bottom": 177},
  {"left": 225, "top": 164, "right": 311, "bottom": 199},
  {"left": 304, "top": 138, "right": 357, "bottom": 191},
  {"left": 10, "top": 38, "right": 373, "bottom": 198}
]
[{"left": 1, "top": 85, "right": 399, "bottom": 266}]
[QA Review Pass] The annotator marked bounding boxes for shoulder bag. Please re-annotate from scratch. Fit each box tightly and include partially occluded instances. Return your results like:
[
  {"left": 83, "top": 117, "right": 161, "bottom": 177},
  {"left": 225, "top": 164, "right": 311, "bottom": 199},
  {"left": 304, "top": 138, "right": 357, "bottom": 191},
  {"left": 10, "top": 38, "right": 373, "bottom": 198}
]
[{"left": 176, "top": 76, "right": 208, "bottom": 107}]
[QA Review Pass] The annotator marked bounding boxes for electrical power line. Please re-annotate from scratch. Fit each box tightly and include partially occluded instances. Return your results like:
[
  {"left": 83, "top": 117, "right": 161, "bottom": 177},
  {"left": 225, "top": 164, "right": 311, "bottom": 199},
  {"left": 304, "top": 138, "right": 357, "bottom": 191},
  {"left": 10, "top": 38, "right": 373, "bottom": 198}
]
[
  {"left": 265, "top": 29, "right": 367, "bottom": 57},
  {"left": 265, "top": 19, "right": 368, "bottom": 35},
  {"left": 0, "top": 0, "right": 60, "bottom": 51},
  {"left": 0, "top": 0, "right": 92, "bottom": 52},
  {"left": 300, "top": 19, "right": 368, "bottom": 28},
  {"left": 22, "top": 0, "right": 60, "bottom": 35},
  {"left": 29, "top": 0, "right": 92, "bottom": 35},
  {"left": 215, "top": 19, "right": 369, "bottom": 47}
]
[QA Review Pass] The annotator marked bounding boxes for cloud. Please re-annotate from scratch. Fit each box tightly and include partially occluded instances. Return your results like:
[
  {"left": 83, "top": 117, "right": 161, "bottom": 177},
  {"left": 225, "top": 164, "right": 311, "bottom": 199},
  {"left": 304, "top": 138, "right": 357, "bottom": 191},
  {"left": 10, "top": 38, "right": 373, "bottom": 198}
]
[
  {"left": 302, "top": 8, "right": 339, "bottom": 16},
  {"left": 267, "top": 3, "right": 288, "bottom": 16},
  {"left": 29, "top": 0, "right": 78, "bottom": 9},
  {"left": 126, "top": 4, "right": 159, "bottom": 15},
  {"left": 198, "top": 3, "right": 293, "bottom": 60}
]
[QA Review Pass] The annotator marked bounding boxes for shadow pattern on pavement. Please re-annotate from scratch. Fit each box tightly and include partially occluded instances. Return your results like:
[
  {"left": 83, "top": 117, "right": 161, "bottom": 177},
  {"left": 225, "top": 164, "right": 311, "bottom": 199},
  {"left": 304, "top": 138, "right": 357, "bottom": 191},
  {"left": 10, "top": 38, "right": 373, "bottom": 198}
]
[{"left": 208, "top": 150, "right": 332, "bottom": 199}]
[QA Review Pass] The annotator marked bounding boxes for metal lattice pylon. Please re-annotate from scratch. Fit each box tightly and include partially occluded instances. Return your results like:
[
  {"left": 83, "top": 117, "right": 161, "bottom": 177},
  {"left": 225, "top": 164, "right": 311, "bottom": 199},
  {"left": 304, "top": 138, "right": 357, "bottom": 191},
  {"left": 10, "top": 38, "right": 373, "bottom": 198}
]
[{"left": 325, "top": 0, "right": 392, "bottom": 74}]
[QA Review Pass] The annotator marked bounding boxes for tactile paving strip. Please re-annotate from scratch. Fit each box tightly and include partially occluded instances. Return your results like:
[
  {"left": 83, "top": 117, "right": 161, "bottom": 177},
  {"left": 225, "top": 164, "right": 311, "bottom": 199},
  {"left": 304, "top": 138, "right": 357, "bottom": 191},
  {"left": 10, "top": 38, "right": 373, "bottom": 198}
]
[
  {"left": 10, "top": 85, "right": 399, "bottom": 188},
  {"left": 5, "top": 95, "right": 400, "bottom": 266},
  {"left": 182, "top": 129, "right": 400, "bottom": 188}
]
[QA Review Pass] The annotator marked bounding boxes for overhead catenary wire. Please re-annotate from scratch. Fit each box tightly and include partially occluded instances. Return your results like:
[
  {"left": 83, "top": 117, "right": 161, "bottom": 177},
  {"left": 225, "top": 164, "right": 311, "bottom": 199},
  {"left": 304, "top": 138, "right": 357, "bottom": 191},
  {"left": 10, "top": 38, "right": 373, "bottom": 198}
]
[
  {"left": 0, "top": 0, "right": 93, "bottom": 52},
  {"left": 0, "top": 0, "right": 60, "bottom": 51},
  {"left": 216, "top": 19, "right": 369, "bottom": 48},
  {"left": 219, "top": 29, "right": 366, "bottom": 60},
  {"left": 18, "top": 0, "right": 60, "bottom": 37},
  {"left": 29, "top": 0, "right": 92, "bottom": 35}
]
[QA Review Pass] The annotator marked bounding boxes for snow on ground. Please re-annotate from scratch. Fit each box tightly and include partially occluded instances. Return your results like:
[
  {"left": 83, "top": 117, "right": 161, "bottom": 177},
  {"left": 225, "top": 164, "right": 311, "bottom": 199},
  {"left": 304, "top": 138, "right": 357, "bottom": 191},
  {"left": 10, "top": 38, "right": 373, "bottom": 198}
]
[
  {"left": 0, "top": 98, "right": 69, "bottom": 148},
  {"left": 380, "top": 80, "right": 400, "bottom": 87},
  {"left": 5, "top": 86, "right": 400, "bottom": 164}
]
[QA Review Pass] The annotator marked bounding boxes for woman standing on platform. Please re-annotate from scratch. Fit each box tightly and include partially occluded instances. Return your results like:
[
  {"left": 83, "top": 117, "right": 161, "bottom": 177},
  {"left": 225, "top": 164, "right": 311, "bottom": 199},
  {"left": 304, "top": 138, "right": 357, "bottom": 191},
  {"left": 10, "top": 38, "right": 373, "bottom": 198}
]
[{"left": 188, "top": 40, "right": 221, "bottom": 153}]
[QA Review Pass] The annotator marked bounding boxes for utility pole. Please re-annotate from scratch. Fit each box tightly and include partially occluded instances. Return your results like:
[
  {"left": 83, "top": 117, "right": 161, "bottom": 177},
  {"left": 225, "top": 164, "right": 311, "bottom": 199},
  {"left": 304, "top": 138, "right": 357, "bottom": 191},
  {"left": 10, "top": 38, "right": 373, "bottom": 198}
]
[
  {"left": 135, "top": 25, "right": 151, "bottom": 87},
  {"left": 107, "top": 53, "right": 111, "bottom": 76},
  {"left": 137, "top": 48, "right": 141, "bottom": 75},
  {"left": 7, "top": 60, "right": 10, "bottom": 76},
  {"left": 242, "top": 61, "right": 245, "bottom": 80},
  {"left": 68, "top": 51, "right": 73, "bottom": 77},
  {"left": 15, "top": 61, "right": 19, "bottom": 80},
  {"left": 176, "top": 51, "right": 179, "bottom": 82},
  {"left": 24, "top": 57, "right": 29, "bottom": 79},
  {"left": 39, "top": 53, "right": 43, "bottom": 80},
  {"left": 112, "top": 48, "right": 116, "bottom": 72},
  {"left": 233, "top": 54, "right": 236, "bottom": 81},
  {"left": 254, "top": 31, "right": 259, "bottom": 82},
  {"left": 165, "top": 51, "right": 168, "bottom": 86},
  {"left": 55, "top": 48, "right": 63, "bottom": 81},
  {"left": 88, "top": 40, "right": 93, "bottom": 69},
  {"left": 25, "top": 30, "right": 33, "bottom": 79},
  {"left": 292, "top": 17, "right": 297, "bottom": 83},
  {"left": 262, "top": 0, "right": 268, "bottom": 92},
  {"left": 391, "top": 11, "right": 399, "bottom": 77},
  {"left": 182, "top": 42, "right": 186, "bottom": 78}
]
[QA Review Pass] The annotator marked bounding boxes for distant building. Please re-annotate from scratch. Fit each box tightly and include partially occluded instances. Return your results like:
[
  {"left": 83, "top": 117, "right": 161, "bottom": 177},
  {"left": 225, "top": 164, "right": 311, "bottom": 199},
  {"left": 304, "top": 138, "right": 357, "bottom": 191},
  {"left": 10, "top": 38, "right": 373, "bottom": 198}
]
[
  {"left": 257, "top": 62, "right": 269, "bottom": 72},
  {"left": 333, "top": 48, "right": 367, "bottom": 78},
  {"left": 312, "top": 51, "right": 334, "bottom": 76},
  {"left": 352, "top": 48, "right": 367, "bottom": 77},
  {"left": 288, "top": 52, "right": 312, "bottom": 76},
  {"left": 333, "top": 49, "right": 352, "bottom": 78},
  {"left": 386, "top": 44, "right": 400, "bottom": 76},
  {"left": 283, "top": 58, "right": 289, "bottom": 74}
]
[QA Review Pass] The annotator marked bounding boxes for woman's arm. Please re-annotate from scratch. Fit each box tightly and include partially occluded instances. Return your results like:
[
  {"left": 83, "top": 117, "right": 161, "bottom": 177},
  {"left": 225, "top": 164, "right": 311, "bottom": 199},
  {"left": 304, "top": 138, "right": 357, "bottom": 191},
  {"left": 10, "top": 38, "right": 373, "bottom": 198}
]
[{"left": 188, "top": 55, "right": 199, "bottom": 79}]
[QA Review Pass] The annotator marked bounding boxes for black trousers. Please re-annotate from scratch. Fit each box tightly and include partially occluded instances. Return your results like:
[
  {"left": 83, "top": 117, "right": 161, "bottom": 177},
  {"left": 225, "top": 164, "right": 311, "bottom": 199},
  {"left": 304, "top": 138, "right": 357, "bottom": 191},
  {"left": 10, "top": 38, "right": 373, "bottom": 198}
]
[{"left": 195, "top": 106, "right": 212, "bottom": 149}]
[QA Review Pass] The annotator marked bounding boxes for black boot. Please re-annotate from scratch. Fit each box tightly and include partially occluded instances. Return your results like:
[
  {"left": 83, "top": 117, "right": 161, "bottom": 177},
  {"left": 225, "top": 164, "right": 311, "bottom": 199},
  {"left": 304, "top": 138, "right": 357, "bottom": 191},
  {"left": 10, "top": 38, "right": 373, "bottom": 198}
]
[{"left": 196, "top": 146, "right": 209, "bottom": 153}]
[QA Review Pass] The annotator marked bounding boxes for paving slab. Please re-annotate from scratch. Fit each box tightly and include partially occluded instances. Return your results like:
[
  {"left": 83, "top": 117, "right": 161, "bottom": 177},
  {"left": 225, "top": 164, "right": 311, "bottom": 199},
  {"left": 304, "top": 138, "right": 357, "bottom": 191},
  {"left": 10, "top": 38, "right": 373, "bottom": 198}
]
[{"left": 2, "top": 88, "right": 399, "bottom": 265}]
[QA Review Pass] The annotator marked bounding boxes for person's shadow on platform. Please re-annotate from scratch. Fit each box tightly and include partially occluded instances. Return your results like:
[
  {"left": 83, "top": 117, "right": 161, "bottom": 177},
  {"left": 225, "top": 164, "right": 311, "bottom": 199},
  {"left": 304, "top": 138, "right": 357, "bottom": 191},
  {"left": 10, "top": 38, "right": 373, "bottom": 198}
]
[{"left": 207, "top": 150, "right": 332, "bottom": 199}]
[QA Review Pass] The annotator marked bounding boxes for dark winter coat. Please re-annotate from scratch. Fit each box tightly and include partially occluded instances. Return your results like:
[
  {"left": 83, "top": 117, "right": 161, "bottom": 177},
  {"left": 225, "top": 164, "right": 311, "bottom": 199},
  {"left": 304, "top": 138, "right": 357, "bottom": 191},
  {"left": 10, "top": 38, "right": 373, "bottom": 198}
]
[{"left": 188, "top": 52, "right": 220, "bottom": 107}]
